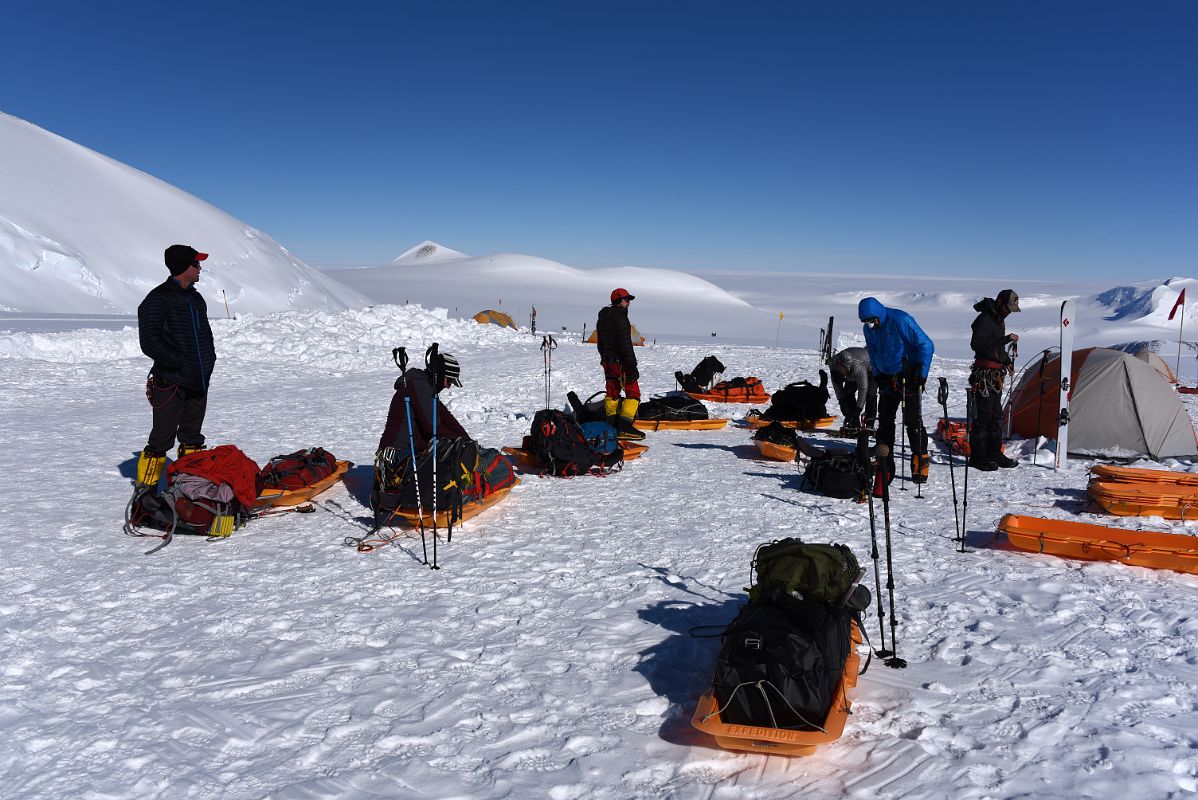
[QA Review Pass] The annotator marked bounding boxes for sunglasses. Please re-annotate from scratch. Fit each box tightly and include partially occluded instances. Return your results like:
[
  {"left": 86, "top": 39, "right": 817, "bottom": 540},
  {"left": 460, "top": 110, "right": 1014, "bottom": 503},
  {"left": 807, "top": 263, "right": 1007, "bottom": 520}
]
[{"left": 862, "top": 317, "right": 880, "bottom": 327}]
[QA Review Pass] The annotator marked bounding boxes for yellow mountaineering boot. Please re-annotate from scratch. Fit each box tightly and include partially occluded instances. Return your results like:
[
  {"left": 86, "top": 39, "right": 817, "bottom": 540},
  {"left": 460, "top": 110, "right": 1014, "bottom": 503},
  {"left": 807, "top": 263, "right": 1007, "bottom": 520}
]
[
  {"left": 177, "top": 442, "right": 206, "bottom": 458},
  {"left": 135, "top": 451, "right": 166, "bottom": 489},
  {"left": 911, "top": 453, "right": 930, "bottom": 485},
  {"left": 616, "top": 398, "right": 646, "bottom": 441},
  {"left": 208, "top": 513, "right": 235, "bottom": 538}
]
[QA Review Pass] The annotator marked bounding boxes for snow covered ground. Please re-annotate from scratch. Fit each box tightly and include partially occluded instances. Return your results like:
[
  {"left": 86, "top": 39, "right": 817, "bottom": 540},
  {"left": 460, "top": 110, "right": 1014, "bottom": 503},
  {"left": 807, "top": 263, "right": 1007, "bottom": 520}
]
[{"left": 4, "top": 298, "right": 1198, "bottom": 799}]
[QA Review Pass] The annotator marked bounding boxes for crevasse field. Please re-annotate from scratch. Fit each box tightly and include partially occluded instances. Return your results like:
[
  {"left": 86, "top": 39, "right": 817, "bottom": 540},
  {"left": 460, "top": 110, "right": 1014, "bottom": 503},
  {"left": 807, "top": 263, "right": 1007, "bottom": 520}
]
[{"left": 3, "top": 302, "right": 1198, "bottom": 800}]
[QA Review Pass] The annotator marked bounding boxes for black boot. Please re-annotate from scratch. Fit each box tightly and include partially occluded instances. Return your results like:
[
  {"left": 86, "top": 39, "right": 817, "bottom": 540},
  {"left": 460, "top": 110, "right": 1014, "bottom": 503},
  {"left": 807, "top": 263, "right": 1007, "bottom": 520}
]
[{"left": 616, "top": 416, "right": 646, "bottom": 441}]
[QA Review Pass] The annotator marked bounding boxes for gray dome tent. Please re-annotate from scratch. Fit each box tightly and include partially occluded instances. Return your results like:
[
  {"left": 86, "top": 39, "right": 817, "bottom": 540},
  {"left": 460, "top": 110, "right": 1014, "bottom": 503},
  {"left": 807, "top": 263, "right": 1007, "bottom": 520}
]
[{"left": 1006, "top": 347, "right": 1198, "bottom": 459}]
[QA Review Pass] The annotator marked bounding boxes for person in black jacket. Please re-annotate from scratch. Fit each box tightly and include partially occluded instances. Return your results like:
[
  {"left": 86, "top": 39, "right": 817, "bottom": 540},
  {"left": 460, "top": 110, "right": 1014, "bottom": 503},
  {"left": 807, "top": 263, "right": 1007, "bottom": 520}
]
[
  {"left": 968, "top": 288, "right": 1021, "bottom": 470},
  {"left": 377, "top": 353, "right": 469, "bottom": 453},
  {"left": 134, "top": 244, "right": 217, "bottom": 488},
  {"left": 595, "top": 287, "right": 645, "bottom": 440}
]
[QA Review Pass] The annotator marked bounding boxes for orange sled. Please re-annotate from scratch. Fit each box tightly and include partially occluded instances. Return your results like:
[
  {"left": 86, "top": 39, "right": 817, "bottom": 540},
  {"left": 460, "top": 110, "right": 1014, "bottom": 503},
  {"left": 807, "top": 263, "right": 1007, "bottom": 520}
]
[
  {"left": 501, "top": 441, "right": 647, "bottom": 469},
  {"left": 1090, "top": 464, "right": 1198, "bottom": 487},
  {"left": 389, "top": 481, "right": 520, "bottom": 528},
  {"left": 686, "top": 381, "right": 770, "bottom": 404},
  {"left": 691, "top": 620, "right": 862, "bottom": 756},
  {"left": 755, "top": 439, "right": 797, "bottom": 462},
  {"left": 255, "top": 460, "right": 350, "bottom": 508},
  {"left": 998, "top": 513, "right": 1198, "bottom": 573},
  {"left": 745, "top": 416, "right": 837, "bottom": 430},
  {"left": 634, "top": 418, "right": 730, "bottom": 431},
  {"left": 1089, "top": 479, "right": 1198, "bottom": 520}
]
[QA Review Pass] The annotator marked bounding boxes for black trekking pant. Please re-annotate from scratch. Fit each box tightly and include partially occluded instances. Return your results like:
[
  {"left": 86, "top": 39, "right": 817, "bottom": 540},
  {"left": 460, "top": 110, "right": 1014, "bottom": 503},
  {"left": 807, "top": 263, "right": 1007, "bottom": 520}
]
[
  {"left": 831, "top": 373, "right": 878, "bottom": 428},
  {"left": 969, "top": 386, "right": 1004, "bottom": 463},
  {"left": 876, "top": 375, "right": 927, "bottom": 459},
  {"left": 145, "top": 379, "right": 207, "bottom": 456}
]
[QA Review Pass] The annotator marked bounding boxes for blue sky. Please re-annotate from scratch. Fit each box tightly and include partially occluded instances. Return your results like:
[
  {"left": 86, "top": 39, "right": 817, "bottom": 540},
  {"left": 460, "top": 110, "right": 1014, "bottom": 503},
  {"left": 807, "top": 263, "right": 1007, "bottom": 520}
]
[{"left": 2, "top": 1, "right": 1195, "bottom": 278}]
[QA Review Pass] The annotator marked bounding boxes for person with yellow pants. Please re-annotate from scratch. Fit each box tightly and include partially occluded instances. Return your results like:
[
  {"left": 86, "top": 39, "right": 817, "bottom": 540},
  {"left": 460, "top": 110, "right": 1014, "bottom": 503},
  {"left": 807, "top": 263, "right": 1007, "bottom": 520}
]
[{"left": 595, "top": 288, "right": 645, "bottom": 441}]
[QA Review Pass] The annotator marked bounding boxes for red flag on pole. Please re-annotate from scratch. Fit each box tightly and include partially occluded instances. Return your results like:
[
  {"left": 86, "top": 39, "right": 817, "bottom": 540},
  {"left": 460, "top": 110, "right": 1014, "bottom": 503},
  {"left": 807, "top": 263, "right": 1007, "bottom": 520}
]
[{"left": 1169, "top": 288, "right": 1186, "bottom": 320}]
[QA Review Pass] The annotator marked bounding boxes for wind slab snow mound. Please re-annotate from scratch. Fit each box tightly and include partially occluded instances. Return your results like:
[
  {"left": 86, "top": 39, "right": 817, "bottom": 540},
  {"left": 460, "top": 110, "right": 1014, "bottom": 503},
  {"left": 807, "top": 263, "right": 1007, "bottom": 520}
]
[
  {"left": 0, "top": 111, "right": 367, "bottom": 315},
  {"left": 5, "top": 300, "right": 1198, "bottom": 798}
]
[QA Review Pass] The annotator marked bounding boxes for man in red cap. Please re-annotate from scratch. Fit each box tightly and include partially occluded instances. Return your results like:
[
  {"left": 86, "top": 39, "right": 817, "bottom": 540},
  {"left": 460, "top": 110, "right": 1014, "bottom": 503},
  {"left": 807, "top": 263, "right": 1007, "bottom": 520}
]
[
  {"left": 595, "top": 287, "right": 645, "bottom": 440},
  {"left": 133, "top": 245, "right": 218, "bottom": 489}
]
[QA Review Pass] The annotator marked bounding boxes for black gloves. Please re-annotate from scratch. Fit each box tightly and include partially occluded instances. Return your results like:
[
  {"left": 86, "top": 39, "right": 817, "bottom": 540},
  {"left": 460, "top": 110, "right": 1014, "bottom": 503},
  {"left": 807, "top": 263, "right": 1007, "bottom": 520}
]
[{"left": 627, "top": 366, "right": 639, "bottom": 381}]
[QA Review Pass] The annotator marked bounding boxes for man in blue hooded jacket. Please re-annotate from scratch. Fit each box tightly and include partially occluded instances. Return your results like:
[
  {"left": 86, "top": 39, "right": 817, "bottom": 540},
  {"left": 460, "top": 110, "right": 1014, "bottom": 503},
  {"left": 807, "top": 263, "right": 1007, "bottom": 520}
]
[{"left": 858, "top": 297, "right": 935, "bottom": 484}]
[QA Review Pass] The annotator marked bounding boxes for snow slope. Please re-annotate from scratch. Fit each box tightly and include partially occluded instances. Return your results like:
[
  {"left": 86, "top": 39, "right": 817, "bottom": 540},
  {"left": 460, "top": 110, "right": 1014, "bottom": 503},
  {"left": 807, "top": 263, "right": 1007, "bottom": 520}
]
[
  {"left": 3, "top": 301, "right": 1198, "bottom": 799},
  {"left": 0, "top": 112, "right": 367, "bottom": 315},
  {"left": 327, "top": 246, "right": 774, "bottom": 345}
]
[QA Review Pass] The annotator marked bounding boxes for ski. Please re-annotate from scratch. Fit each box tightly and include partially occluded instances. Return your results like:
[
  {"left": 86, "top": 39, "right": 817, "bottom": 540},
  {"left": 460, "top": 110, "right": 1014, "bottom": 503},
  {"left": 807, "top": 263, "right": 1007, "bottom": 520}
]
[
  {"left": 1056, "top": 299, "right": 1076, "bottom": 470},
  {"left": 822, "top": 315, "right": 835, "bottom": 363}
]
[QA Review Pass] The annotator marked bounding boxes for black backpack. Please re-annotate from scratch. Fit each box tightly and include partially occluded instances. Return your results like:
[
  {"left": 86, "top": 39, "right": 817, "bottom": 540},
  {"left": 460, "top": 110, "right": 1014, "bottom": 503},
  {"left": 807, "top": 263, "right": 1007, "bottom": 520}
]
[
  {"left": 752, "top": 420, "right": 799, "bottom": 447},
  {"left": 764, "top": 371, "right": 829, "bottom": 421},
  {"left": 636, "top": 395, "right": 709, "bottom": 421},
  {"left": 712, "top": 596, "right": 852, "bottom": 729},
  {"left": 801, "top": 452, "right": 869, "bottom": 500},
  {"left": 676, "top": 355, "right": 726, "bottom": 392},
  {"left": 529, "top": 409, "right": 622, "bottom": 476},
  {"left": 371, "top": 437, "right": 479, "bottom": 527}
]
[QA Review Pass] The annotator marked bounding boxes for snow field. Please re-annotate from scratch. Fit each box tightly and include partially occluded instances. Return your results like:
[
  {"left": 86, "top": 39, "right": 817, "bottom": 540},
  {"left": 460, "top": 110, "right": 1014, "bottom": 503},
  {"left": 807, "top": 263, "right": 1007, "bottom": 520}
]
[{"left": 3, "top": 303, "right": 1198, "bottom": 798}]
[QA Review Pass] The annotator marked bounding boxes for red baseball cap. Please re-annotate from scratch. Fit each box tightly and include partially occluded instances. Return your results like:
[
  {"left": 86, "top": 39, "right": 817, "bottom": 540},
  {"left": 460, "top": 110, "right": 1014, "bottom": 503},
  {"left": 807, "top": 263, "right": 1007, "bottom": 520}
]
[{"left": 611, "top": 287, "right": 635, "bottom": 303}]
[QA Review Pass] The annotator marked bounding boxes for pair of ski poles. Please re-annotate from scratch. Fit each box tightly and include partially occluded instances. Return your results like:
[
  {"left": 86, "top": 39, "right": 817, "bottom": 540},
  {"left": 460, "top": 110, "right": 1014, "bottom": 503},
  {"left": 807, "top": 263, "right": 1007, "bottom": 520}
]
[{"left": 860, "top": 432, "right": 907, "bottom": 669}]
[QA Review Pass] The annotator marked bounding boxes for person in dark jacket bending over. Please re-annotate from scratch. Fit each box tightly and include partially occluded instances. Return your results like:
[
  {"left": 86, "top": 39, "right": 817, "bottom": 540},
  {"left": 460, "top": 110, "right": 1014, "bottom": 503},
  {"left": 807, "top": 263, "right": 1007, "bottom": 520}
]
[
  {"left": 829, "top": 346, "right": 877, "bottom": 433},
  {"left": 377, "top": 352, "right": 469, "bottom": 453},
  {"left": 968, "top": 289, "right": 1021, "bottom": 471},
  {"left": 134, "top": 244, "right": 217, "bottom": 489},
  {"left": 858, "top": 297, "right": 935, "bottom": 483},
  {"left": 596, "top": 287, "right": 645, "bottom": 440}
]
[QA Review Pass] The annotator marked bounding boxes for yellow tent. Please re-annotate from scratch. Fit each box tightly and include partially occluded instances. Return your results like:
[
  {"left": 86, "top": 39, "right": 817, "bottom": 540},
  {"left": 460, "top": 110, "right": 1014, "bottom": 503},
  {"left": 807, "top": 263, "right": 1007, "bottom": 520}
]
[
  {"left": 472, "top": 309, "right": 517, "bottom": 329},
  {"left": 586, "top": 323, "right": 646, "bottom": 346}
]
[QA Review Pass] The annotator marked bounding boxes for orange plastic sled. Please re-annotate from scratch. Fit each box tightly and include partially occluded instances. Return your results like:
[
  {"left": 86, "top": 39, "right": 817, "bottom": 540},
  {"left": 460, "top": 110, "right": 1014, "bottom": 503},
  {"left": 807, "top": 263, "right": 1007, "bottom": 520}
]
[
  {"left": 255, "top": 460, "right": 350, "bottom": 508},
  {"left": 1089, "top": 479, "right": 1198, "bottom": 520},
  {"left": 691, "top": 621, "right": 863, "bottom": 756},
  {"left": 745, "top": 416, "right": 837, "bottom": 430},
  {"left": 388, "top": 480, "right": 520, "bottom": 528},
  {"left": 998, "top": 513, "right": 1198, "bottom": 573},
  {"left": 1090, "top": 464, "right": 1198, "bottom": 487},
  {"left": 686, "top": 386, "right": 770, "bottom": 404},
  {"left": 634, "top": 418, "right": 730, "bottom": 431},
  {"left": 755, "top": 440, "right": 797, "bottom": 462},
  {"left": 501, "top": 441, "right": 647, "bottom": 469}
]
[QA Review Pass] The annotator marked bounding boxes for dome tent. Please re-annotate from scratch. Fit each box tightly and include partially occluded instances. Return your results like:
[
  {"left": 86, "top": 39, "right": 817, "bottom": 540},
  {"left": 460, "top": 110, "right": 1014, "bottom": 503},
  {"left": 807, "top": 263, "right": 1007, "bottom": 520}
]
[
  {"left": 1005, "top": 347, "right": 1197, "bottom": 459},
  {"left": 1134, "top": 350, "right": 1177, "bottom": 384},
  {"left": 472, "top": 309, "right": 517, "bottom": 329}
]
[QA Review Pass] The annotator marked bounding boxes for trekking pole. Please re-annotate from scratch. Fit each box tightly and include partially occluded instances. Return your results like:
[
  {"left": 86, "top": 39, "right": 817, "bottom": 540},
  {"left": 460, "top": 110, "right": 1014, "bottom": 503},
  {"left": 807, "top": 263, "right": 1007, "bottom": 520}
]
[
  {"left": 860, "top": 431, "right": 889, "bottom": 657},
  {"left": 393, "top": 347, "right": 429, "bottom": 565},
  {"left": 898, "top": 376, "right": 908, "bottom": 492},
  {"left": 541, "top": 335, "right": 557, "bottom": 410},
  {"left": 961, "top": 387, "right": 973, "bottom": 554},
  {"left": 937, "top": 378, "right": 962, "bottom": 550},
  {"left": 426, "top": 343, "right": 442, "bottom": 569},
  {"left": 1032, "top": 349, "right": 1049, "bottom": 467},
  {"left": 876, "top": 443, "right": 907, "bottom": 668}
]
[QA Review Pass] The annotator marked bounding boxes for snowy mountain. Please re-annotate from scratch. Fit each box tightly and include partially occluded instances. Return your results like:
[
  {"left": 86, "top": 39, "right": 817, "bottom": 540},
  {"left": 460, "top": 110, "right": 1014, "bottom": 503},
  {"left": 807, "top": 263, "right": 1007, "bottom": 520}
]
[
  {"left": 328, "top": 248, "right": 774, "bottom": 344},
  {"left": 391, "top": 240, "right": 470, "bottom": 264},
  {"left": 0, "top": 112, "right": 367, "bottom": 315}
]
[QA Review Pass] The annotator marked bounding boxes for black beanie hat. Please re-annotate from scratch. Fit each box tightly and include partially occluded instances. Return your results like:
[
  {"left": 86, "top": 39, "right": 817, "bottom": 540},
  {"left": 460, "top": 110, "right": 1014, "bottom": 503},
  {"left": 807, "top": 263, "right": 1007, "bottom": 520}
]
[{"left": 165, "top": 244, "right": 208, "bottom": 276}]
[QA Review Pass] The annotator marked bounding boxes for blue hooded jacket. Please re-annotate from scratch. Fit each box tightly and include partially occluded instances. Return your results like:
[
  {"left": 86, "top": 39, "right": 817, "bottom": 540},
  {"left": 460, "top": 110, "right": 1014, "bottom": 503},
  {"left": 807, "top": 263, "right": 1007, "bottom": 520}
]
[{"left": 857, "top": 297, "right": 935, "bottom": 379}]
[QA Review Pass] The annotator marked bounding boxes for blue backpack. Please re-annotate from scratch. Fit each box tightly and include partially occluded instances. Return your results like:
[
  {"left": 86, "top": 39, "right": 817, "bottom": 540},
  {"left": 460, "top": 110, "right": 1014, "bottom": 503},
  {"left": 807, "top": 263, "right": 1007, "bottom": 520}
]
[{"left": 580, "top": 420, "right": 619, "bottom": 455}]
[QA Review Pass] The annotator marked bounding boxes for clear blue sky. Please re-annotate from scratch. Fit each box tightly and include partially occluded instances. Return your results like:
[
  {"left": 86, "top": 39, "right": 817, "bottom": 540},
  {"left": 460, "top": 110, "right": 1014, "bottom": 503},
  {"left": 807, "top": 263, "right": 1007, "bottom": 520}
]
[{"left": 2, "top": 1, "right": 1195, "bottom": 278}]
